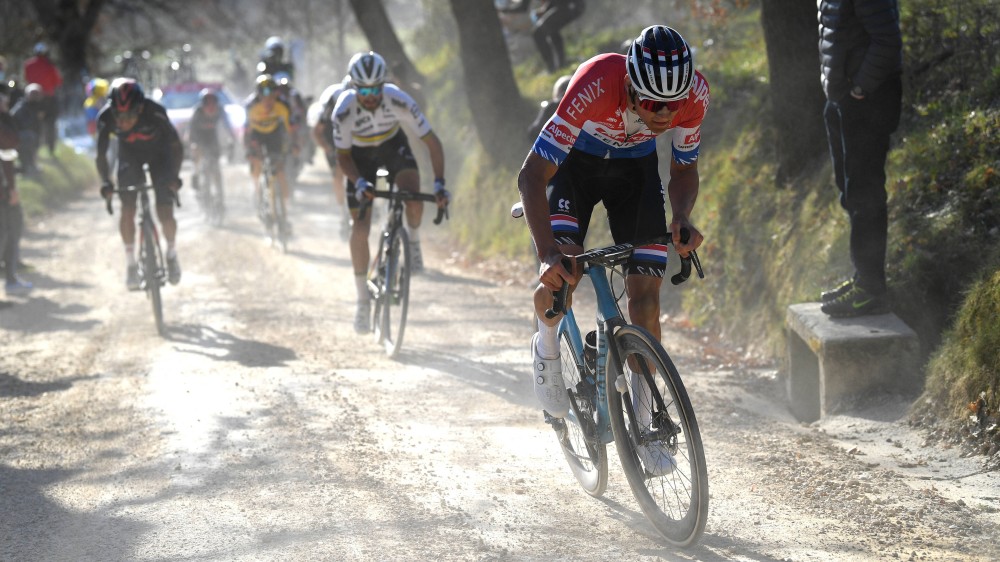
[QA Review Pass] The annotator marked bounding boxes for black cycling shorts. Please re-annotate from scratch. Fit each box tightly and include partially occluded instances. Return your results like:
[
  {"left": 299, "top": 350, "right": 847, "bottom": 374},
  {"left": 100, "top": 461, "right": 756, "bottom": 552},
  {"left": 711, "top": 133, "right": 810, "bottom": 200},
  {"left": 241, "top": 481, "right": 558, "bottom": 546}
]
[
  {"left": 117, "top": 151, "right": 177, "bottom": 207},
  {"left": 547, "top": 149, "right": 669, "bottom": 277},
  {"left": 345, "top": 130, "right": 418, "bottom": 210},
  {"left": 245, "top": 128, "right": 286, "bottom": 163}
]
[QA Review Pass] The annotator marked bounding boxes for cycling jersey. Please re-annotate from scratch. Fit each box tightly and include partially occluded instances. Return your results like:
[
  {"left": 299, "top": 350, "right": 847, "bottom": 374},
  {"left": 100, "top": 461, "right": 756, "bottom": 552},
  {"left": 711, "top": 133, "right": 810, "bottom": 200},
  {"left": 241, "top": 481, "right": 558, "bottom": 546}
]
[
  {"left": 188, "top": 103, "right": 234, "bottom": 147},
  {"left": 331, "top": 83, "right": 432, "bottom": 150},
  {"left": 244, "top": 94, "right": 291, "bottom": 135},
  {"left": 532, "top": 53, "right": 709, "bottom": 166},
  {"left": 95, "top": 100, "right": 183, "bottom": 204}
]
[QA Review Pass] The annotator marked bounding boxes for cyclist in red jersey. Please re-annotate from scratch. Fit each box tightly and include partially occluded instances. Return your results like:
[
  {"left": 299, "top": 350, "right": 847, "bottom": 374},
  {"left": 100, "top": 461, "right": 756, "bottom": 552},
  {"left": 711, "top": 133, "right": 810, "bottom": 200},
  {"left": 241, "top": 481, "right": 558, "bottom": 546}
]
[{"left": 517, "top": 25, "right": 709, "bottom": 443}]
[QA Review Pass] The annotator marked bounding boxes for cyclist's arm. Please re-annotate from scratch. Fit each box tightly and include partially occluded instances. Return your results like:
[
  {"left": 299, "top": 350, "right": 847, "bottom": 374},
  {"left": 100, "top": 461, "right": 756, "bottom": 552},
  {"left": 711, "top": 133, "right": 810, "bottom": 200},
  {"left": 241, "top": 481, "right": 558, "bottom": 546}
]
[
  {"left": 517, "top": 151, "right": 574, "bottom": 289},
  {"left": 313, "top": 119, "right": 333, "bottom": 154},
  {"left": 335, "top": 149, "right": 362, "bottom": 187},
  {"left": 94, "top": 111, "right": 112, "bottom": 183},
  {"left": 419, "top": 131, "right": 445, "bottom": 183},
  {"left": 666, "top": 159, "right": 703, "bottom": 256}
]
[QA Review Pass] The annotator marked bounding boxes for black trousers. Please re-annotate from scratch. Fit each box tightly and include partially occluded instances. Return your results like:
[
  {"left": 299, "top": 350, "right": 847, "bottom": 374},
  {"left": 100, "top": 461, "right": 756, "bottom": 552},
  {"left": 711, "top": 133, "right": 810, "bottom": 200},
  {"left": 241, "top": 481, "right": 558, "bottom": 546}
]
[{"left": 823, "top": 75, "right": 902, "bottom": 294}]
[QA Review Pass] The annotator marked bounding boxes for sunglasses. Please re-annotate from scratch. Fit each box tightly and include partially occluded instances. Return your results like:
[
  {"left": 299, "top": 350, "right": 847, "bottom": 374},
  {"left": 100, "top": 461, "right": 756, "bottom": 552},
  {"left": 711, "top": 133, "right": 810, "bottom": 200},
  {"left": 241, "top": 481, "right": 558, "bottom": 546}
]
[
  {"left": 357, "top": 85, "right": 382, "bottom": 97},
  {"left": 636, "top": 93, "right": 683, "bottom": 113}
]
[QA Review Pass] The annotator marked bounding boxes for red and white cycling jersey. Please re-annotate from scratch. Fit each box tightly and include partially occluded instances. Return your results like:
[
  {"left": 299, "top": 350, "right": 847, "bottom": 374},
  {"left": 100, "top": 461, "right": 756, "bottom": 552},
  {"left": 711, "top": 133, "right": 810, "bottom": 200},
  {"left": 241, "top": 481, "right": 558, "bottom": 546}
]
[
  {"left": 532, "top": 53, "right": 709, "bottom": 166},
  {"left": 332, "top": 83, "right": 432, "bottom": 149}
]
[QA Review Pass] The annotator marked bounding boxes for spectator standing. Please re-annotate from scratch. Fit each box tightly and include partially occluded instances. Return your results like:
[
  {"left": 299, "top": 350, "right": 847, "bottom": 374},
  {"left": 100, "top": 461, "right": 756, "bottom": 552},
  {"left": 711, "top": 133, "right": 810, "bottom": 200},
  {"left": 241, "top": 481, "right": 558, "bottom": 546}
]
[
  {"left": 22, "top": 42, "right": 62, "bottom": 156},
  {"left": 10, "top": 84, "right": 44, "bottom": 176},
  {"left": 817, "top": 0, "right": 903, "bottom": 317},
  {"left": 0, "top": 87, "right": 32, "bottom": 294},
  {"left": 531, "top": 0, "right": 586, "bottom": 72}
]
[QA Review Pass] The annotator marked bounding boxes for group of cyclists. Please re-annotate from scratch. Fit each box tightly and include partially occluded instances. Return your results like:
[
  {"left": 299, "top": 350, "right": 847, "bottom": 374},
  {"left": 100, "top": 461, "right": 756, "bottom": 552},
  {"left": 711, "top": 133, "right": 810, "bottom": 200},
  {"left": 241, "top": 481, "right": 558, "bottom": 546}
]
[{"left": 93, "top": 27, "right": 708, "bottom": 457}]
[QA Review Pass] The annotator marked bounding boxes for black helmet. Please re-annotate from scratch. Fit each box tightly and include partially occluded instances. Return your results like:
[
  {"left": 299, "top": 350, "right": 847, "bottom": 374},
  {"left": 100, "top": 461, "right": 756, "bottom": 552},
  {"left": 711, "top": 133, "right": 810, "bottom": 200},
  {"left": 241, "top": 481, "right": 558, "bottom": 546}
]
[
  {"left": 199, "top": 87, "right": 219, "bottom": 103},
  {"left": 108, "top": 77, "right": 145, "bottom": 115},
  {"left": 627, "top": 25, "right": 694, "bottom": 102}
]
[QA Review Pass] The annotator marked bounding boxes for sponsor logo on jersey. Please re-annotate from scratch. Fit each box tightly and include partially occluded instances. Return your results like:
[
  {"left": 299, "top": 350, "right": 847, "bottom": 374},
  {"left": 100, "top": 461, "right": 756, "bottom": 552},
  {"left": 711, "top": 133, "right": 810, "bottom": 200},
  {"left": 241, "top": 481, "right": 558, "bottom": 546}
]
[
  {"left": 565, "top": 77, "right": 605, "bottom": 120},
  {"left": 684, "top": 131, "right": 701, "bottom": 145},
  {"left": 543, "top": 120, "right": 577, "bottom": 148},
  {"left": 123, "top": 131, "right": 155, "bottom": 143}
]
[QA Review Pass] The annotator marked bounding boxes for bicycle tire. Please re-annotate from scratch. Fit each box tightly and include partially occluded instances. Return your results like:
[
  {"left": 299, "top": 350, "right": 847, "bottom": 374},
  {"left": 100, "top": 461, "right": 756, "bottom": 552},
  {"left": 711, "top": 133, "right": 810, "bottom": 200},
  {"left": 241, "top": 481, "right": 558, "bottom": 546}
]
[
  {"left": 555, "top": 328, "right": 608, "bottom": 497},
  {"left": 607, "top": 325, "right": 708, "bottom": 547},
  {"left": 275, "top": 183, "right": 289, "bottom": 253},
  {"left": 376, "top": 228, "right": 410, "bottom": 357},
  {"left": 208, "top": 157, "right": 225, "bottom": 226},
  {"left": 257, "top": 170, "right": 275, "bottom": 240},
  {"left": 141, "top": 220, "right": 165, "bottom": 336}
]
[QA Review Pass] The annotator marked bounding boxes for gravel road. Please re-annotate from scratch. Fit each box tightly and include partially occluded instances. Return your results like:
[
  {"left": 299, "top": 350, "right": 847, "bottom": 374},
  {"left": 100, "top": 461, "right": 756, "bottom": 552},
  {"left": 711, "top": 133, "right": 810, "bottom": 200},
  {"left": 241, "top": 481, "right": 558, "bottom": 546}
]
[{"left": 1, "top": 158, "right": 997, "bottom": 561}]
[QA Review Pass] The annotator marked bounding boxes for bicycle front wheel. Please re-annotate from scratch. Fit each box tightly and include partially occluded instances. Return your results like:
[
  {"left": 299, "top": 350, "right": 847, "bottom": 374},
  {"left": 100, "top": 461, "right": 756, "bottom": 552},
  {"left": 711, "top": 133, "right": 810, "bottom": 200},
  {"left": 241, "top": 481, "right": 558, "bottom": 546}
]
[
  {"left": 555, "top": 328, "right": 608, "bottom": 497},
  {"left": 140, "top": 221, "right": 165, "bottom": 336},
  {"left": 374, "top": 228, "right": 411, "bottom": 357},
  {"left": 607, "top": 325, "right": 708, "bottom": 547}
]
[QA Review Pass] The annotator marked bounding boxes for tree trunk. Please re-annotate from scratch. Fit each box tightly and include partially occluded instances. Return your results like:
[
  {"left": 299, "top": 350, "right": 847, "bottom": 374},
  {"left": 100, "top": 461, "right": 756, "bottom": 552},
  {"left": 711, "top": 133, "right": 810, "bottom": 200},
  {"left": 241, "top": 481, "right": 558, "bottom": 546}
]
[
  {"left": 347, "top": 0, "right": 424, "bottom": 86},
  {"left": 448, "top": 0, "right": 532, "bottom": 162},
  {"left": 760, "top": 0, "right": 828, "bottom": 187},
  {"left": 30, "top": 0, "right": 107, "bottom": 110}
]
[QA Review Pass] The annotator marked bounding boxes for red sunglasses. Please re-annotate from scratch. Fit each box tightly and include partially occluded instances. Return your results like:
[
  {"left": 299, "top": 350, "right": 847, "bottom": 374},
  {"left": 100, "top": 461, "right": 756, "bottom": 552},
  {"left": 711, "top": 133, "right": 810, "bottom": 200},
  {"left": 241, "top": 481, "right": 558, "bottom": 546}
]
[{"left": 637, "top": 94, "right": 683, "bottom": 113}]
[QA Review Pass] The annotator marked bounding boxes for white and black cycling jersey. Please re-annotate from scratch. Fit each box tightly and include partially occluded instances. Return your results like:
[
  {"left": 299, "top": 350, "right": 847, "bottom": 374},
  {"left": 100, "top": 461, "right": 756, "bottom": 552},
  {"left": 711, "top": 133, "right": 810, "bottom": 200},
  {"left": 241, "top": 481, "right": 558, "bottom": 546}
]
[{"left": 331, "top": 83, "right": 432, "bottom": 150}]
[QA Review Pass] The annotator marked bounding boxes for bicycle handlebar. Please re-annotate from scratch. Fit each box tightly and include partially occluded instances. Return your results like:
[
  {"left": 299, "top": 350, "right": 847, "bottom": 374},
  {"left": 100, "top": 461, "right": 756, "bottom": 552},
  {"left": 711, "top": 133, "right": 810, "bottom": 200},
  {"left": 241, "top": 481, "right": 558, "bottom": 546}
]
[
  {"left": 356, "top": 189, "right": 449, "bottom": 225},
  {"left": 104, "top": 183, "right": 181, "bottom": 215},
  {"left": 543, "top": 230, "right": 705, "bottom": 319}
]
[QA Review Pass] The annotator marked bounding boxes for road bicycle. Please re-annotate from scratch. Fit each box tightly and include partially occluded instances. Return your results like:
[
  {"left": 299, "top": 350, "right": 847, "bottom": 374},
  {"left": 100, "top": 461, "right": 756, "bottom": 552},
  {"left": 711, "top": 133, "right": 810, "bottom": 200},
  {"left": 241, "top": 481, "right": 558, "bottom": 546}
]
[
  {"left": 512, "top": 201, "right": 709, "bottom": 547},
  {"left": 193, "top": 144, "right": 225, "bottom": 226},
  {"left": 357, "top": 172, "right": 448, "bottom": 357},
  {"left": 106, "top": 180, "right": 175, "bottom": 336},
  {"left": 254, "top": 145, "right": 290, "bottom": 252}
]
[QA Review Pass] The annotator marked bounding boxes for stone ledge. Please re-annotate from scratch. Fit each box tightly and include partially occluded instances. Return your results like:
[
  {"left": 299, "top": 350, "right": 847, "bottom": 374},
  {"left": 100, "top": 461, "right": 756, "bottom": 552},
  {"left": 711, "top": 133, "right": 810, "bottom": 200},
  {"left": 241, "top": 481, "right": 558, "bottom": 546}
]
[{"left": 785, "top": 303, "right": 921, "bottom": 422}]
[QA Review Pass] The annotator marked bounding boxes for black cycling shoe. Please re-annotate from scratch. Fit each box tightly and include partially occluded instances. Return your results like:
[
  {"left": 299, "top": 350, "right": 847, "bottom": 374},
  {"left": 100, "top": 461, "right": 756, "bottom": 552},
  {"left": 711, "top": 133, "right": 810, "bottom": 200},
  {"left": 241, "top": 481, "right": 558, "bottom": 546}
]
[
  {"left": 820, "top": 285, "right": 889, "bottom": 318},
  {"left": 821, "top": 279, "right": 854, "bottom": 303}
]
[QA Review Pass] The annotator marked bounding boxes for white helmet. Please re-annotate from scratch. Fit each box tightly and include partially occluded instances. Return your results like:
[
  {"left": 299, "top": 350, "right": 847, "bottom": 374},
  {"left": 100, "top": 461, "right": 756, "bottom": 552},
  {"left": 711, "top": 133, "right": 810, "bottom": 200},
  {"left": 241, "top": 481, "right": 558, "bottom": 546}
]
[
  {"left": 348, "top": 51, "right": 387, "bottom": 87},
  {"left": 626, "top": 25, "right": 694, "bottom": 102}
]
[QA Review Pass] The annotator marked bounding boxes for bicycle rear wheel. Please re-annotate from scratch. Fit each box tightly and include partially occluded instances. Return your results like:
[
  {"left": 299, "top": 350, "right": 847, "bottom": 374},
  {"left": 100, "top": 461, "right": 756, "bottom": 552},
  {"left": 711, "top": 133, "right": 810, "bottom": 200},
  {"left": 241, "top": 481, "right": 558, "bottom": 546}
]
[
  {"left": 607, "top": 325, "right": 708, "bottom": 547},
  {"left": 374, "top": 227, "right": 410, "bottom": 357},
  {"left": 257, "top": 172, "right": 275, "bottom": 240},
  {"left": 555, "top": 328, "right": 608, "bottom": 497},
  {"left": 140, "top": 221, "right": 165, "bottom": 336}
]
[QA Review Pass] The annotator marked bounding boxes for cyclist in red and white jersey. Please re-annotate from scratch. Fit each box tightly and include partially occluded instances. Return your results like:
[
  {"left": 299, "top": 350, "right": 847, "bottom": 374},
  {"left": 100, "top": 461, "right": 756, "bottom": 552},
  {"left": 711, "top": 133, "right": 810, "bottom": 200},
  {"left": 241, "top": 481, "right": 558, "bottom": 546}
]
[{"left": 518, "top": 26, "right": 709, "bottom": 468}]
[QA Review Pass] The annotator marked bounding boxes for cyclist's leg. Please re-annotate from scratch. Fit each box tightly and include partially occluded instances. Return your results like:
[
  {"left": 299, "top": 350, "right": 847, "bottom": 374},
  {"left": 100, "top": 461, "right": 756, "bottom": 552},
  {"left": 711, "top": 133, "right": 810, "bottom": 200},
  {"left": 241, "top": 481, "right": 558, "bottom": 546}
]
[
  {"left": 246, "top": 133, "right": 263, "bottom": 194},
  {"left": 116, "top": 158, "right": 141, "bottom": 246},
  {"left": 605, "top": 151, "right": 668, "bottom": 340},
  {"left": 347, "top": 146, "right": 380, "bottom": 307},
  {"left": 381, "top": 132, "right": 422, "bottom": 230}
]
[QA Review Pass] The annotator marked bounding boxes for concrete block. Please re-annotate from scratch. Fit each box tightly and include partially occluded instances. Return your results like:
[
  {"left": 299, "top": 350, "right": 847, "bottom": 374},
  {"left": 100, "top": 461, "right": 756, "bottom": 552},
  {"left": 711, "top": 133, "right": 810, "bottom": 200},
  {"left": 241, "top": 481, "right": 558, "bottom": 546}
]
[{"left": 785, "top": 302, "right": 921, "bottom": 422}]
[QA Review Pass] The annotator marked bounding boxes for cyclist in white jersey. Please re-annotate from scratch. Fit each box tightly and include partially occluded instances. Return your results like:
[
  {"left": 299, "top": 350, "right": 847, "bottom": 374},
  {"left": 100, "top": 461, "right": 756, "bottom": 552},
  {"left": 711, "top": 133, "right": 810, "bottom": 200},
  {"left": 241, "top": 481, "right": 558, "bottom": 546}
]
[{"left": 332, "top": 51, "right": 449, "bottom": 333}]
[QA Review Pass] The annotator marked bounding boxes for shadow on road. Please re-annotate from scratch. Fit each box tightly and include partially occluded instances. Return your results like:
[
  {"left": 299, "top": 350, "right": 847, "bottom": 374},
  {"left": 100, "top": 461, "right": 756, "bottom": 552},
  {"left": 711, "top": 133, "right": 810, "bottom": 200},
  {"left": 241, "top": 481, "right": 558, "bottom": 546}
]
[
  {"left": 164, "top": 323, "right": 297, "bottom": 368},
  {"left": 0, "top": 371, "right": 99, "bottom": 398}
]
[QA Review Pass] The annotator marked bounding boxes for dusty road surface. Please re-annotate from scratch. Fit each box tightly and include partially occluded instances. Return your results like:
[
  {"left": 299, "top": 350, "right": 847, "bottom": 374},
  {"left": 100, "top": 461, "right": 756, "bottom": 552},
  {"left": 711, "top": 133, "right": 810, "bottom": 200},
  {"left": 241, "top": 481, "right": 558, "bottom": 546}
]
[{"left": 2, "top": 159, "right": 998, "bottom": 561}]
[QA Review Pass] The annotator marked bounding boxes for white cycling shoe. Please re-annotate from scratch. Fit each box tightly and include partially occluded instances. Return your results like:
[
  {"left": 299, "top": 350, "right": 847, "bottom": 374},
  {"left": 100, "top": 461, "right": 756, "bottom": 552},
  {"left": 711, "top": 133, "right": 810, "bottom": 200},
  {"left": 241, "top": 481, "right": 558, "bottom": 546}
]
[
  {"left": 636, "top": 440, "right": 677, "bottom": 477},
  {"left": 530, "top": 332, "right": 569, "bottom": 418}
]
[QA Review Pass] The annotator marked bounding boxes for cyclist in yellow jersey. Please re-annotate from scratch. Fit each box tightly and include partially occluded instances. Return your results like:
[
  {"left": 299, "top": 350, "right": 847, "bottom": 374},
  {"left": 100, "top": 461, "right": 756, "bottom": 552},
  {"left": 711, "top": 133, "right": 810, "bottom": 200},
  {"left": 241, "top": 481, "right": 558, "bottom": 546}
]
[{"left": 244, "top": 74, "right": 293, "bottom": 215}]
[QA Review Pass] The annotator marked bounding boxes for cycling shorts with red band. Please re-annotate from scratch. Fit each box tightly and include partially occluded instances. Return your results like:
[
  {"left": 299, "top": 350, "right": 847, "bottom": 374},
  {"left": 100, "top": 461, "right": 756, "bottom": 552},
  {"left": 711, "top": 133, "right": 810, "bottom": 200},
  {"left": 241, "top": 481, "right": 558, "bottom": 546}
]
[{"left": 548, "top": 149, "right": 669, "bottom": 278}]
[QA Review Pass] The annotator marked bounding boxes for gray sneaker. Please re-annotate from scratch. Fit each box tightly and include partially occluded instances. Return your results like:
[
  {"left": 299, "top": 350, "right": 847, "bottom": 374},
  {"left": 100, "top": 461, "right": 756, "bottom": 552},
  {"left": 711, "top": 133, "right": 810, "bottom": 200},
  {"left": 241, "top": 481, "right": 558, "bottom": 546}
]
[
  {"left": 167, "top": 255, "right": 181, "bottom": 285},
  {"left": 636, "top": 440, "right": 677, "bottom": 477},
  {"left": 409, "top": 239, "right": 424, "bottom": 273},
  {"left": 354, "top": 301, "right": 371, "bottom": 334},
  {"left": 126, "top": 264, "right": 141, "bottom": 291},
  {"left": 530, "top": 332, "right": 569, "bottom": 418}
]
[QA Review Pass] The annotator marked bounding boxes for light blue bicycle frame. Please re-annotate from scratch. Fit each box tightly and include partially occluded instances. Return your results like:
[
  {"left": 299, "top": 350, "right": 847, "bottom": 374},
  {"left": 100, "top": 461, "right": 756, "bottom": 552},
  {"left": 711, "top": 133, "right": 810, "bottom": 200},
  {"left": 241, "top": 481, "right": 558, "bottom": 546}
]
[{"left": 557, "top": 262, "right": 627, "bottom": 446}]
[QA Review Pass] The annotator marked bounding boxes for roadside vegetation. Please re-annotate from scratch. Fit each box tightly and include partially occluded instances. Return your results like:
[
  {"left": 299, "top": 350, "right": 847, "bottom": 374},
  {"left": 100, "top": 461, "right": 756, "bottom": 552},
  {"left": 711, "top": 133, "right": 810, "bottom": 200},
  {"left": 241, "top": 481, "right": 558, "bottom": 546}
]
[
  {"left": 15, "top": 146, "right": 97, "bottom": 218},
  {"left": 416, "top": 1, "right": 1000, "bottom": 461}
]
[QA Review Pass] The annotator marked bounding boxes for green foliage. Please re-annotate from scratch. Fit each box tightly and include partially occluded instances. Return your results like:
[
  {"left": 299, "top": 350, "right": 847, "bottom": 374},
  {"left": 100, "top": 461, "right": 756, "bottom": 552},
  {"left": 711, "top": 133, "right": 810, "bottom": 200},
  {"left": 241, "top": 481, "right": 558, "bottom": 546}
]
[
  {"left": 15, "top": 145, "right": 97, "bottom": 218},
  {"left": 924, "top": 268, "right": 1000, "bottom": 419}
]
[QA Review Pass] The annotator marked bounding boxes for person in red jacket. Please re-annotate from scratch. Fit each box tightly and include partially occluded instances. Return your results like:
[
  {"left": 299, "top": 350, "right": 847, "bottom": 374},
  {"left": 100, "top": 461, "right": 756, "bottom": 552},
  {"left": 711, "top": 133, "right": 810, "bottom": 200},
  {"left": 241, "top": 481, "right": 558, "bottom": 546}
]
[{"left": 22, "top": 42, "right": 62, "bottom": 156}]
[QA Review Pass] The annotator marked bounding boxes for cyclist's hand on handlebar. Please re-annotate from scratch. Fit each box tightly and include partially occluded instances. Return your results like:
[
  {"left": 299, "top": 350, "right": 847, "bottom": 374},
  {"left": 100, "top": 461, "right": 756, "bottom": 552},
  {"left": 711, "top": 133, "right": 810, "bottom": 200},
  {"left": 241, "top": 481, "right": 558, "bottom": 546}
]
[
  {"left": 538, "top": 251, "right": 576, "bottom": 291},
  {"left": 433, "top": 178, "right": 450, "bottom": 208},
  {"left": 669, "top": 219, "right": 704, "bottom": 257},
  {"left": 354, "top": 177, "right": 374, "bottom": 203},
  {"left": 100, "top": 180, "right": 114, "bottom": 200}
]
